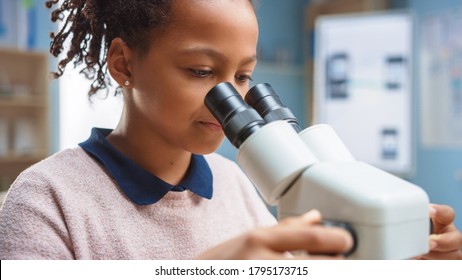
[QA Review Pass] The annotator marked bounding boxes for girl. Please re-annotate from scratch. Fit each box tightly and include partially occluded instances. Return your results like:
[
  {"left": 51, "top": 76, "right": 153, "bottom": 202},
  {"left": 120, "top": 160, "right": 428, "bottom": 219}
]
[{"left": 0, "top": 0, "right": 460, "bottom": 259}]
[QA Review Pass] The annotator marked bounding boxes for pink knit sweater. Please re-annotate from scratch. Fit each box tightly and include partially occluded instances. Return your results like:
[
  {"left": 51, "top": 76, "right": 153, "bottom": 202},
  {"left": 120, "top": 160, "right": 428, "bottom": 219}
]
[{"left": 0, "top": 148, "right": 276, "bottom": 259}]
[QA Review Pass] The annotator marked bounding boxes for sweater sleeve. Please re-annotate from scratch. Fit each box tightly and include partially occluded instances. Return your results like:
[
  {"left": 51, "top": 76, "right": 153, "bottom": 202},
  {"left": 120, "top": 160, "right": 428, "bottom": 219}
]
[{"left": 0, "top": 171, "right": 74, "bottom": 260}]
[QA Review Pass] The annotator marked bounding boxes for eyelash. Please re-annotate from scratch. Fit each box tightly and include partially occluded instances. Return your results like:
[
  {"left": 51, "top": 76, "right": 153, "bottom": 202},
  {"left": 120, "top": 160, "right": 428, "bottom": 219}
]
[
  {"left": 236, "top": 75, "right": 253, "bottom": 83},
  {"left": 190, "top": 69, "right": 213, "bottom": 78},
  {"left": 189, "top": 69, "right": 253, "bottom": 83}
]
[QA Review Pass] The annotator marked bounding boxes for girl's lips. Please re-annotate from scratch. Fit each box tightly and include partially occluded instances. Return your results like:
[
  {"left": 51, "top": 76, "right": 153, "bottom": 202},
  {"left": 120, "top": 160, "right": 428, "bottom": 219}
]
[{"left": 199, "top": 121, "right": 222, "bottom": 131}]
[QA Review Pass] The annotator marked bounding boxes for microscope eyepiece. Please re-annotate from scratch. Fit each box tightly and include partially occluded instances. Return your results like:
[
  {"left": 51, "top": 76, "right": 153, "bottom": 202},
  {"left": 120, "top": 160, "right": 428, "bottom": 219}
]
[
  {"left": 245, "top": 83, "right": 302, "bottom": 133},
  {"left": 205, "top": 82, "right": 265, "bottom": 148}
]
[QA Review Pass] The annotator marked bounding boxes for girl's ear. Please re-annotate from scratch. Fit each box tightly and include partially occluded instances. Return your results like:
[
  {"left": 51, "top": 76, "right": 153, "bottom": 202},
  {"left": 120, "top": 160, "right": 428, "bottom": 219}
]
[{"left": 107, "top": 38, "right": 134, "bottom": 88}]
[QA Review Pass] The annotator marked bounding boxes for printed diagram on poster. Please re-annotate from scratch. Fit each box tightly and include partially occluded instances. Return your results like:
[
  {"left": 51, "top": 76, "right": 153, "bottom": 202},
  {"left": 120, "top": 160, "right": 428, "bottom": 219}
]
[
  {"left": 420, "top": 9, "right": 462, "bottom": 148},
  {"left": 313, "top": 11, "right": 413, "bottom": 176}
]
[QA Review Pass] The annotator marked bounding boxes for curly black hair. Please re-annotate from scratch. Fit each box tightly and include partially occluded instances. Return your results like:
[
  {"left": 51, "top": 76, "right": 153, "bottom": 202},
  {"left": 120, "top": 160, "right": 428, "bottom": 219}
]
[{"left": 46, "top": 0, "right": 257, "bottom": 98}]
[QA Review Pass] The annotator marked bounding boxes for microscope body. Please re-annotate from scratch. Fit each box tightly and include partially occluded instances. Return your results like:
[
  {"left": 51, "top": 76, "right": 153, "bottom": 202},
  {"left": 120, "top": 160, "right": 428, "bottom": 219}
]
[
  {"left": 236, "top": 121, "right": 430, "bottom": 260},
  {"left": 205, "top": 82, "right": 430, "bottom": 260}
]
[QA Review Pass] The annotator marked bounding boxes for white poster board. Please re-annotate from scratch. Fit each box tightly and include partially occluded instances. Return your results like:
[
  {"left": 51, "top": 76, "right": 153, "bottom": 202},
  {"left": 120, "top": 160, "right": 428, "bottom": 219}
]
[{"left": 313, "top": 11, "right": 413, "bottom": 176}]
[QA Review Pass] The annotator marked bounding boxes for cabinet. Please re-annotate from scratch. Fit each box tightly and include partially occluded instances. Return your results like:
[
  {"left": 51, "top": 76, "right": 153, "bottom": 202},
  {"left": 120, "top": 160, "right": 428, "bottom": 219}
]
[{"left": 0, "top": 47, "right": 50, "bottom": 191}]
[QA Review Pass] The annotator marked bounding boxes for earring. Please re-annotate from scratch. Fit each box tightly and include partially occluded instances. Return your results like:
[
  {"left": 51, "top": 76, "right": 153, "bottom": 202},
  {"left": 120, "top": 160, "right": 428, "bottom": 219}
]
[{"left": 124, "top": 80, "right": 130, "bottom": 86}]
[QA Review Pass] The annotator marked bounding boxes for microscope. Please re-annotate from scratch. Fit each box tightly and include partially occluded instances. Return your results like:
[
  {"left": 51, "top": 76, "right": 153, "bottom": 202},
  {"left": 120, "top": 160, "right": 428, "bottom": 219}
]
[{"left": 205, "top": 82, "right": 430, "bottom": 260}]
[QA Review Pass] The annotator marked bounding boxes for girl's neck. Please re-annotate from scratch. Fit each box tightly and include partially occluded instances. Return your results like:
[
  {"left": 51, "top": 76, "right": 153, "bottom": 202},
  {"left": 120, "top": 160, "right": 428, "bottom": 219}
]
[{"left": 107, "top": 120, "right": 192, "bottom": 186}]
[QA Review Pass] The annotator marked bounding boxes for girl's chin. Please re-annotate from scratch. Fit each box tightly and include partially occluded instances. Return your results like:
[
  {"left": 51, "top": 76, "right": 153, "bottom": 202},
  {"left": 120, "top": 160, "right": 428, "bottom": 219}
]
[{"left": 191, "top": 139, "right": 225, "bottom": 155}]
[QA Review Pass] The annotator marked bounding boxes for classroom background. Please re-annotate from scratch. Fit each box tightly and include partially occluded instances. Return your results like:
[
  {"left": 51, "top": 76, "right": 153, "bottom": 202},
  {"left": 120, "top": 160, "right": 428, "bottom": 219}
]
[{"left": 0, "top": 0, "right": 461, "bottom": 229}]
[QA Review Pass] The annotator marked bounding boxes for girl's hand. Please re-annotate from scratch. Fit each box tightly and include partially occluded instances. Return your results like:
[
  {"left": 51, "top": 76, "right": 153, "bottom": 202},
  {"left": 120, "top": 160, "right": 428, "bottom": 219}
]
[
  {"left": 414, "top": 204, "right": 462, "bottom": 260},
  {"left": 197, "top": 209, "right": 353, "bottom": 260}
]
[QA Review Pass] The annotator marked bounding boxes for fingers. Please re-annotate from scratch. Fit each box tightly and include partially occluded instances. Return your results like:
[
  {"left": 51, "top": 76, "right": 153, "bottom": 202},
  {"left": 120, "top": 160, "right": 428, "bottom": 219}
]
[
  {"left": 196, "top": 220, "right": 350, "bottom": 260},
  {"left": 198, "top": 210, "right": 354, "bottom": 260},
  {"left": 301, "top": 209, "right": 322, "bottom": 223},
  {"left": 429, "top": 230, "right": 462, "bottom": 252},
  {"left": 418, "top": 204, "right": 462, "bottom": 260},
  {"left": 279, "top": 209, "right": 322, "bottom": 226},
  {"left": 429, "top": 204, "right": 455, "bottom": 234},
  {"left": 253, "top": 210, "right": 352, "bottom": 259},
  {"left": 290, "top": 254, "right": 344, "bottom": 260},
  {"left": 276, "top": 210, "right": 353, "bottom": 255},
  {"left": 248, "top": 223, "right": 353, "bottom": 255}
]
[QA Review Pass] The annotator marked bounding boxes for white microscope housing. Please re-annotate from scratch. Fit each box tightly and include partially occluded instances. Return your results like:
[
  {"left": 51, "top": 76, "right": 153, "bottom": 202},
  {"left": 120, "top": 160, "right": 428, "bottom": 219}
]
[{"left": 205, "top": 82, "right": 430, "bottom": 260}]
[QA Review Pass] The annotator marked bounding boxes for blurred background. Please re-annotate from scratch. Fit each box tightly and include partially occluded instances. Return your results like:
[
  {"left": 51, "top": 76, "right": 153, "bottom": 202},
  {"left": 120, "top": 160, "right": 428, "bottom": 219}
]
[{"left": 0, "top": 0, "right": 461, "bottom": 228}]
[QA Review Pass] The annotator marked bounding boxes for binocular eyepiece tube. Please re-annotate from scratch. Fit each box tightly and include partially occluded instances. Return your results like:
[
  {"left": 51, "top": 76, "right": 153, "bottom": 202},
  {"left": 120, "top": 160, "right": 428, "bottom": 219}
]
[
  {"left": 205, "top": 82, "right": 265, "bottom": 148},
  {"left": 245, "top": 83, "right": 302, "bottom": 133},
  {"left": 205, "top": 81, "right": 318, "bottom": 204},
  {"left": 205, "top": 82, "right": 302, "bottom": 147}
]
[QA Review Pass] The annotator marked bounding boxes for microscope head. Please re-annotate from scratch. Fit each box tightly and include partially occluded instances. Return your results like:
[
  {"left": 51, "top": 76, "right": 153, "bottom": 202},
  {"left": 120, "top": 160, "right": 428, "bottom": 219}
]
[{"left": 205, "top": 82, "right": 317, "bottom": 204}]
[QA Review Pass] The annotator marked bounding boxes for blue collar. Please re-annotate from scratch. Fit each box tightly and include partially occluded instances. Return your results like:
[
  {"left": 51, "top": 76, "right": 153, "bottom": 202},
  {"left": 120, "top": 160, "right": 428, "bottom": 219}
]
[{"left": 79, "top": 128, "right": 213, "bottom": 205}]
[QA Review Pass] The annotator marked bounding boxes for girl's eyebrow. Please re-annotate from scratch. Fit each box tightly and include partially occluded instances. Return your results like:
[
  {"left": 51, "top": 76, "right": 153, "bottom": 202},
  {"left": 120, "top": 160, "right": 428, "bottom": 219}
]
[{"left": 177, "top": 46, "right": 257, "bottom": 65}]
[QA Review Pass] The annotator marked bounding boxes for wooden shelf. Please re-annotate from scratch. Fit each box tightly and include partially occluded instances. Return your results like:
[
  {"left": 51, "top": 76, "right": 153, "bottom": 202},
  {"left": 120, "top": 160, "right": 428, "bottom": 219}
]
[
  {"left": 0, "top": 95, "right": 48, "bottom": 107},
  {"left": 0, "top": 47, "right": 50, "bottom": 191}
]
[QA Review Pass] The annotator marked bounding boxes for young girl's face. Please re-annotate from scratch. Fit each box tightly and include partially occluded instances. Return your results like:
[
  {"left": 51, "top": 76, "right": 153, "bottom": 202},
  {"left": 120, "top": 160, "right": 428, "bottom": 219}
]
[{"left": 128, "top": 0, "right": 258, "bottom": 154}]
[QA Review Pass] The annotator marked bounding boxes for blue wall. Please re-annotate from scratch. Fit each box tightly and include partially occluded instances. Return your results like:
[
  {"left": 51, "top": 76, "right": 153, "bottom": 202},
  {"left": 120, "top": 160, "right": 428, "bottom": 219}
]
[{"left": 255, "top": 0, "right": 309, "bottom": 64}]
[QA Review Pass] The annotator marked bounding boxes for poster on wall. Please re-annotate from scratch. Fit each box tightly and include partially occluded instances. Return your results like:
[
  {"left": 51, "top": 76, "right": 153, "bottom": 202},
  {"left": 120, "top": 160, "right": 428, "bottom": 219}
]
[
  {"left": 313, "top": 11, "right": 413, "bottom": 176},
  {"left": 420, "top": 8, "right": 462, "bottom": 148}
]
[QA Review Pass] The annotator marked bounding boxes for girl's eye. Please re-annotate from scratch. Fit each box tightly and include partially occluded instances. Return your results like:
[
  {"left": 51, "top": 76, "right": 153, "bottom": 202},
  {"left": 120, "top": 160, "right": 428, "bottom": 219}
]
[
  {"left": 190, "top": 69, "right": 213, "bottom": 78},
  {"left": 236, "top": 74, "right": 253, "bottom": 83}
]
